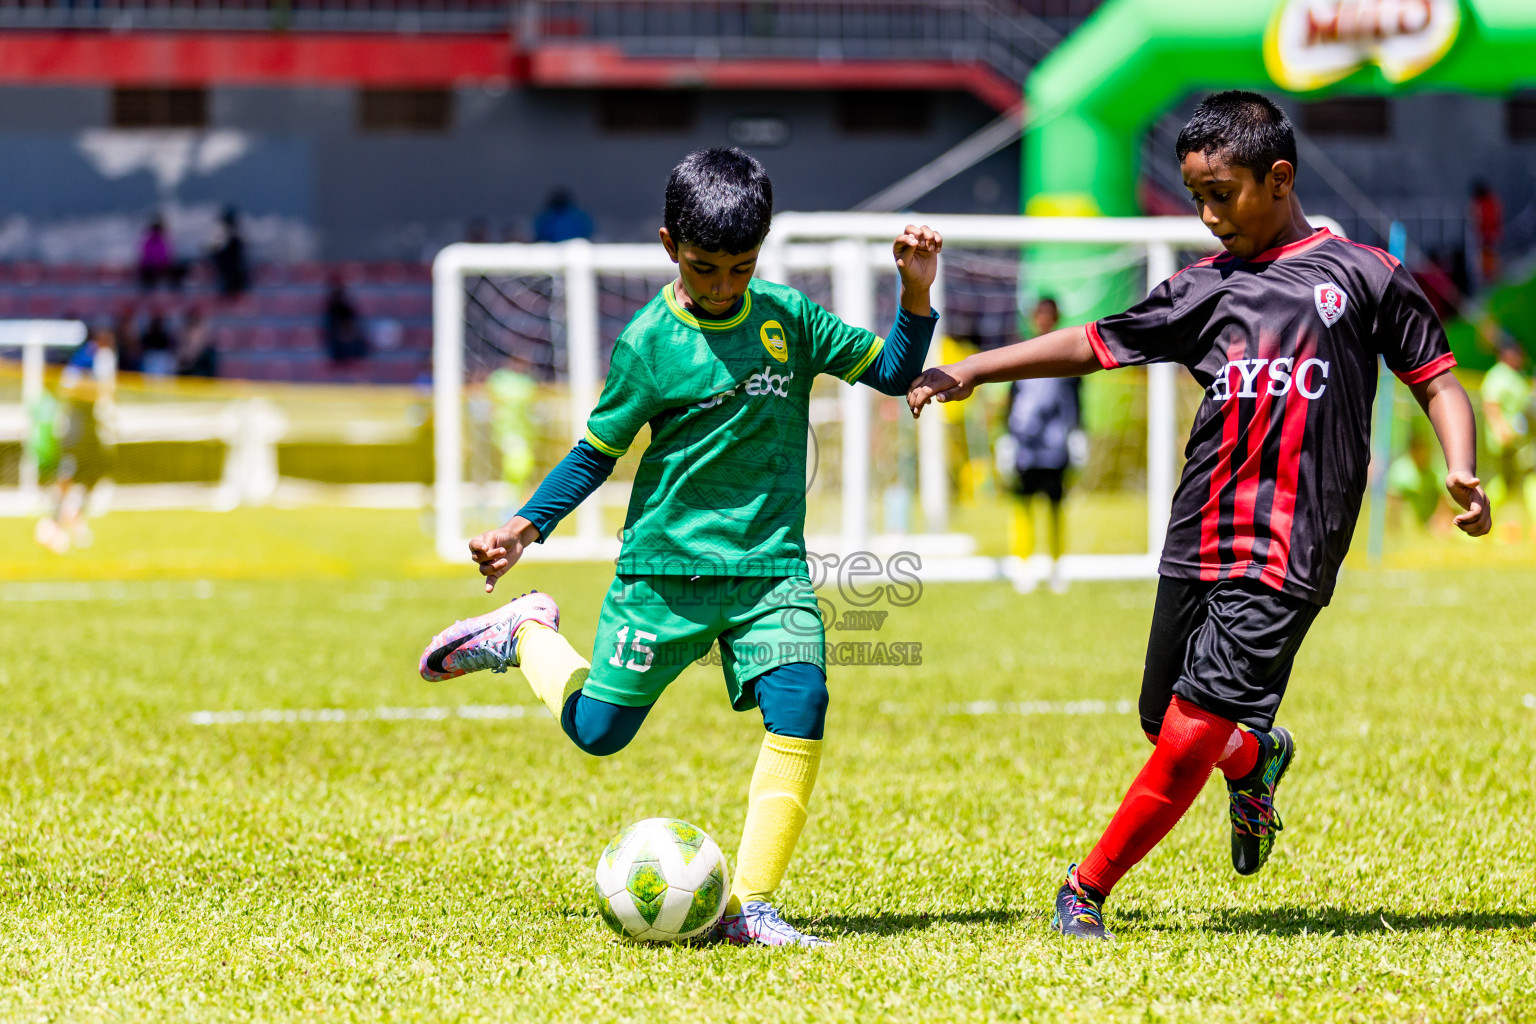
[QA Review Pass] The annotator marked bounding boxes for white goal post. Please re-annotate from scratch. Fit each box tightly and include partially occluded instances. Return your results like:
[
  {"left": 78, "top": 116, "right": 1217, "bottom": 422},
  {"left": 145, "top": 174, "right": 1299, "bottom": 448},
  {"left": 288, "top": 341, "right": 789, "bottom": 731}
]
[{"left": 431, "top": 213, "right": 1341, "bottom": 581}]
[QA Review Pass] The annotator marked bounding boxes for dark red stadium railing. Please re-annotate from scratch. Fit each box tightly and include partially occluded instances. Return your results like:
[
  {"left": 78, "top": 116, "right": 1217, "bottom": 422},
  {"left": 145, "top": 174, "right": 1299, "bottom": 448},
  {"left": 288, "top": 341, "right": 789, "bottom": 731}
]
[{"left": 0, "top": 0, "right": 1104, "bottom": 79}]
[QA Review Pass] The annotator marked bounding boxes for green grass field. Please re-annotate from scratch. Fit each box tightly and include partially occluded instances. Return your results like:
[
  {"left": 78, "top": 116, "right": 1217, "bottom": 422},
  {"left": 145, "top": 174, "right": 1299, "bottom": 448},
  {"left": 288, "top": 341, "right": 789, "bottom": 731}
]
[{"left": 3, "top": 508, "right": 1535, "bottom": 1022}]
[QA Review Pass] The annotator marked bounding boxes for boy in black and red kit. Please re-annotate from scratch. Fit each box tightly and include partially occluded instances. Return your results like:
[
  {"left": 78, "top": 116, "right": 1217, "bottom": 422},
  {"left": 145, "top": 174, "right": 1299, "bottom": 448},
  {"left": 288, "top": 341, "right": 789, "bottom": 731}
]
[{"left": 907, "top": 92, "right": 1492, "bottom": 939}]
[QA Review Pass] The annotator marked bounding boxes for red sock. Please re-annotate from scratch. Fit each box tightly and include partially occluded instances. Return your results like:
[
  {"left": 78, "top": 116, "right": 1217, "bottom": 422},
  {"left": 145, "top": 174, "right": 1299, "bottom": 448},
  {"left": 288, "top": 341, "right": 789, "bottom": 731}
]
[
  {"left": 1076, "top": 696, "right": 1238, "bottom": 896},
  {"left": 1216, "top": 728, "right": 1259, "bottom": 780}
]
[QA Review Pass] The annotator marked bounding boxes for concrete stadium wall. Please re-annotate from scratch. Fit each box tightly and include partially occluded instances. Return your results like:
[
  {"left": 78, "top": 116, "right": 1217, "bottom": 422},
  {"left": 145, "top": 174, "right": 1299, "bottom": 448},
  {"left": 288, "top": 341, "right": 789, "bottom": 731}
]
[{"left": 0, "top": 85, "right": 1019, "bottom": 263}]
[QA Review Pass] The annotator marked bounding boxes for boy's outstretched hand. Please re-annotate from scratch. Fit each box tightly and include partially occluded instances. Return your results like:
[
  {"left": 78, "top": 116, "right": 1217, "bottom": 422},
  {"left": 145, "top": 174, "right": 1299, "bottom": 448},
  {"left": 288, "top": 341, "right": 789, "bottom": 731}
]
[
  {"left": 907, "top": 363, "right": 976, "bottom": 418},
  {"left": 1445, "top": 470, "right": 1492, "bottom": 537},
  {"left": 893, "top": 224, "right": 942, "bottom": 307},
  {"left": 468, "top": 516, "right": 540, "bottom": 593}
]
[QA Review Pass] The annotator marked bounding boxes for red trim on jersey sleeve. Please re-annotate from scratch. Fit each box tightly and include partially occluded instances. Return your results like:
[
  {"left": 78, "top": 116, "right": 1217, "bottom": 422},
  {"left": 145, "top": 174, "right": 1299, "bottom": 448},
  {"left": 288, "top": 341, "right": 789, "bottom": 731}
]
[
  {"left": 1248, "top": 227, "right": 1333, "bottom": 264},
  {"left": 1343, "top": 237, "right": 1401, "bottom": 271},
  {"left": 1168, "top": 252, "right": 1227, "bottom": 283},
  {"left": 1085, "top": 320, "right": 1119, "bottom": 370},
  {"left": 1395, "top": 352, "right": 1457, "bottom": 385}
]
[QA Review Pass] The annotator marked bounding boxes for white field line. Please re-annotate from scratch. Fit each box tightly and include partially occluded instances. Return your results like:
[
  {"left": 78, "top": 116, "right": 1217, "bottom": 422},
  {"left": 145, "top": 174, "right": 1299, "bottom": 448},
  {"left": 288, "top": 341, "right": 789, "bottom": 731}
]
[
  {"left": 188, "top": 699, "right": 1136, "bottom": 727},
  {"left": 881, "top": 699, "right": 1136, "bottom": 717},
  {"left": 190, "top": 695, "right": 1531, "bottom": 727},
  {"left": 188, "top": 704, "right": 549, "bottom": 725}
]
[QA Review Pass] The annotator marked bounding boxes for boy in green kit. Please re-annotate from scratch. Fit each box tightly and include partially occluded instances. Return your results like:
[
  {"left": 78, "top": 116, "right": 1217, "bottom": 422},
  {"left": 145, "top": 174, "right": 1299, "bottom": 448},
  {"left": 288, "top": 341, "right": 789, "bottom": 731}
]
[{"left": 418, "top": 148, "right": 943, "bottom": 946}]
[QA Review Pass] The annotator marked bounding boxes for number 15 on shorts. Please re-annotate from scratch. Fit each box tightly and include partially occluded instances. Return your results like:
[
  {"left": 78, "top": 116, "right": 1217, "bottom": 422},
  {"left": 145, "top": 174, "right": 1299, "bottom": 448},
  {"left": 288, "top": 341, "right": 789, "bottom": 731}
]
[{"left": 608, "top": 625, "right": 656, "bottom": 672}]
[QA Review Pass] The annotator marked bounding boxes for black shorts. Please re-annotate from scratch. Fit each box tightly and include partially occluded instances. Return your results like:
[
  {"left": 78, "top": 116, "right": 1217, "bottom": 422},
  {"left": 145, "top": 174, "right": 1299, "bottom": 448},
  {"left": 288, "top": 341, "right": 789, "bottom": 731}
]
[
  {"left": 1013, "top": 467, "right": 1065, "bottom": 504},
  {"left": 1139, "top": 575, "right": 1322, "bottom": 735}
]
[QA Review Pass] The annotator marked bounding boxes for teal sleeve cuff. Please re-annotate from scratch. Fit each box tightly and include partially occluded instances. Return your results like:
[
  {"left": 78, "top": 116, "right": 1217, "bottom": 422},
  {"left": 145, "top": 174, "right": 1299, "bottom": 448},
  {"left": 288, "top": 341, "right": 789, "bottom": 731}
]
[
  {"left": 858, "top": 307, "right": 939, "bottom": 396},
  {"left": 516, "top": 440, "right": 617, "bottom": 541}
]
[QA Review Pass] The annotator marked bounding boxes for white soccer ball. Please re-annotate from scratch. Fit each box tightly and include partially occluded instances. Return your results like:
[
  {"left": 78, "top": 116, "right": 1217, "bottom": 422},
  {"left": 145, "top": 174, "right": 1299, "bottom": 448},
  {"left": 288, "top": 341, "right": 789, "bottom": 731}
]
[{"left": 593, "top": 818, "right": 730, "bottom": 942}]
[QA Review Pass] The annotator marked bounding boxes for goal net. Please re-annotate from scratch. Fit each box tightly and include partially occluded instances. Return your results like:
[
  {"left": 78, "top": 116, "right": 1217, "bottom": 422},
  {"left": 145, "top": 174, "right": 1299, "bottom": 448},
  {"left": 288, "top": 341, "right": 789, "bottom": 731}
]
[{"left": 432, "top": 214, "right": 1340, "bottom": 584}]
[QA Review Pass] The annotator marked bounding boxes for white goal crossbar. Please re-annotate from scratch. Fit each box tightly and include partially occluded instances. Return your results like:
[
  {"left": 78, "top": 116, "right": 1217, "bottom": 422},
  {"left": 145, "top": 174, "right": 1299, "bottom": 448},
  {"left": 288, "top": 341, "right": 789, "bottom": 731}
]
[{"left": 431, "top": 214, "right": 1340, "bottom": 582}]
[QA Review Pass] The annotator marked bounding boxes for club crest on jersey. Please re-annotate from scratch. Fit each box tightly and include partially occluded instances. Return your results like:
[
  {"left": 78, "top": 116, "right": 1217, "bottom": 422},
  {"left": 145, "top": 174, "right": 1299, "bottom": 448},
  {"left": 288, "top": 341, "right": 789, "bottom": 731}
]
[
  {"left": 1313, "top": 282, "right": 1348, "bottom": 327},
  {"left": 760, "top": 320, "right": 789, "bottom": 363}
]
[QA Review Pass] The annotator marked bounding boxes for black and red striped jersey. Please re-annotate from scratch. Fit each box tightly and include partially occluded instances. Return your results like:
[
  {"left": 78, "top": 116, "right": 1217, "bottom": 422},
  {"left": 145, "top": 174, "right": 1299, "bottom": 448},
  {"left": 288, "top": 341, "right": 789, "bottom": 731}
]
[{"left": 1087, "top": 227, "right": 1455, "bottom": 606}]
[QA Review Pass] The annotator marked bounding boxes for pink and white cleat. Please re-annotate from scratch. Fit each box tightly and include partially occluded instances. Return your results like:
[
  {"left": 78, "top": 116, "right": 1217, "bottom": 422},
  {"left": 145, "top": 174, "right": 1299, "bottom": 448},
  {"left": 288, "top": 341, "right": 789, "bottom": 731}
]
[
  {"left": 419, "top": 590, "right": 560, "bottom": 682},
  {"left": 715, "top": 902, "right": 829, "bottom": 948}
]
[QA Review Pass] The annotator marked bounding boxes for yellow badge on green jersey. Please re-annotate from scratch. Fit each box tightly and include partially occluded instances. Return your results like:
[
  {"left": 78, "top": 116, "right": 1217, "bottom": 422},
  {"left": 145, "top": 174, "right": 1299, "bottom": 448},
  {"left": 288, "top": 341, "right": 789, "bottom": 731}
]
[{"left": 760, "top": 320, "right": 789, "bottom": 363}]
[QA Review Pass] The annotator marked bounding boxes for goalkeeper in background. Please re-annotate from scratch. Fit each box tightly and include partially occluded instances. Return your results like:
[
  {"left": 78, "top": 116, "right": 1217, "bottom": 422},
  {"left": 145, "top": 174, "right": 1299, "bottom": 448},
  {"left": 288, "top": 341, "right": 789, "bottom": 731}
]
[
  {"left": 998, "top": 296, "right": 1080, "bottom": 594},
  {"left": 909, "top": 92, "right": 1490, "bottom": 940},
  {"left": 417, "top": 147, "right": 942, "bottom": 947}
]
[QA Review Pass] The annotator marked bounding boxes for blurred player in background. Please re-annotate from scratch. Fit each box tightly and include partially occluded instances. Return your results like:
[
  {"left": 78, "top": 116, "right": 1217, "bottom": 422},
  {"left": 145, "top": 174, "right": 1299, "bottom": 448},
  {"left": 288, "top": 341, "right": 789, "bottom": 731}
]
[
  {"left": 418, "top": 148, "right": 943, "bottom": 947},
  {"left": 485, "top": 353, "right": 539, "bottom": 511},
  {"left": 909, "top": 92, "right": 1491, "bottom": 940},
  {"left": 1386, "top": 427, "right": 1451, "bottom": 534},
  {"left": 998, "top": 296, "right": 1081, "bottom": 593},
  {"left": 35, "top": 323, "right": 116, "bottom": 553},
  {"left": 1480, "top": 336, "right": 1533, "bottom": 540}
]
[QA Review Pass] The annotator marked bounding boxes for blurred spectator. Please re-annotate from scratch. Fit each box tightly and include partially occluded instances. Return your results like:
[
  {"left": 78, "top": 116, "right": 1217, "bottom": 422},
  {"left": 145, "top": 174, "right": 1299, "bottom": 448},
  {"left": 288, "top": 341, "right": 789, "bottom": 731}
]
[
  {"left": 140, "top": 314, "right": 178, "bottom": 377},
  {"left": 997, "top": 297, "right": 1081, "bottom": 593},
  {"left": 1482, "top": 336, "right": 1534, "bottom": 539},
  {"left": 534, "top": 190, "right": 594, "bottom": 243},
  {"left": 466, "top": 217, "right": 491, "bottom": 244},
  {"left": 138, "top": 217, "right": 184, "bottom": 291},
  {"left": 210, "top": 205, "right": 250, "bottom": 298},
  {"left": 1469, "top": 181, "right": 1503, "bottom": 290},
  {"left": 323, "top": 277, "right": 368, "bottom": 364},
  {"left": 180, "top": 306, "right": 218, "bottom": 378},
  {"left": 113, "top": 306, "right": 142, "bottom": 373},
  {"left": 371, "top": 317, "right": 404, "bottom": 352}
]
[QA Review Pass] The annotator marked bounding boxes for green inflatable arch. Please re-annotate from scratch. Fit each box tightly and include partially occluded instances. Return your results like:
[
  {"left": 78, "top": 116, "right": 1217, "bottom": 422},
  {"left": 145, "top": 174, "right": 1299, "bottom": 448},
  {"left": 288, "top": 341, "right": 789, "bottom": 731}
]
[
  {"left": 1025, "top": 0, "right": 1536, "bottom": 221},
  {"left": 1020, "top": 0, "right": 1536, "bottom": 444}
]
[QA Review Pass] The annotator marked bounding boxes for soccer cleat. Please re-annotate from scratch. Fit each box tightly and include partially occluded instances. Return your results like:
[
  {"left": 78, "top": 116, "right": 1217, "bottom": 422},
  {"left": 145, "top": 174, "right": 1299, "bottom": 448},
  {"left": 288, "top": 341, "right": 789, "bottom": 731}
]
[
  {"left": 715, "top": 901, "right": 829, "bottom": 948},
  {"left": 1050, "top": 864, "right": 1113, "bottom": 941},
  {"left": 1227, "top": 726, "right": 1295, "bottom": 876},
  {"left": 418, "top": 590, "right": 560, "bottom": 682}
]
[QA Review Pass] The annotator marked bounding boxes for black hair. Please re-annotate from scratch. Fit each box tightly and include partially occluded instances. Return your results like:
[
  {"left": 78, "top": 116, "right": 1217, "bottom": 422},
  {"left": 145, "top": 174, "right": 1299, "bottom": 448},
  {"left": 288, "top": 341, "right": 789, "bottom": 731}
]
[
  {"left": 664, "top": 147, "right": 773, "bottom": 254},
  {"left": 1175, "top": 91, "right": 1298, "bottom": 184}
]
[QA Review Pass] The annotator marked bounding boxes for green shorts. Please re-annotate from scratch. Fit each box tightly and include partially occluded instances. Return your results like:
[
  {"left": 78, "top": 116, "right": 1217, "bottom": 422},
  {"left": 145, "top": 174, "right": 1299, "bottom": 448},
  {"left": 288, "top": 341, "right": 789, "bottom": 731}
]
[{"left": 583, "top": 574, "right": 825, "bottom": 710}]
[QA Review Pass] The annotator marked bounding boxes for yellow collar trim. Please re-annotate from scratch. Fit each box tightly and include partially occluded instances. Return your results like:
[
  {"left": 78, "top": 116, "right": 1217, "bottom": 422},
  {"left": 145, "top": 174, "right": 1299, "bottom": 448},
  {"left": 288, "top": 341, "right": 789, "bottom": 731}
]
[{"left": 663, "top": 283, "right": 753, "bottom": 331}]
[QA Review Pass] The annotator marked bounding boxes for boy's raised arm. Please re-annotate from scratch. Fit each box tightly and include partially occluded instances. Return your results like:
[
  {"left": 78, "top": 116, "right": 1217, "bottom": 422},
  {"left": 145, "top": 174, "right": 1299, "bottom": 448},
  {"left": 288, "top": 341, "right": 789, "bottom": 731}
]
[
  {"left": 847, "top": 224, "right": 944, "bottom": 397},
  {"left": 906, "top": 325, "right": 1101, "bottom": 418},
  {"left": 1410, "top": 371, "right": 1492, "bottom": 536}
]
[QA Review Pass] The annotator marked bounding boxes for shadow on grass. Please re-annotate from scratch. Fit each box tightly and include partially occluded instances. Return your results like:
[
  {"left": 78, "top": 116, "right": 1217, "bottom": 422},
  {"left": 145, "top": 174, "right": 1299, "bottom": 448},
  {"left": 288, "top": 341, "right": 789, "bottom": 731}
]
[
  {"left": 1118, "top": 906, "right": 1536, "bottom": 936},
  {"left": 815, "top": 909, "right": 1028, "bottom": 936},
  {"left": 810, "top": 906, "right": 1536, "bottom": 939}
]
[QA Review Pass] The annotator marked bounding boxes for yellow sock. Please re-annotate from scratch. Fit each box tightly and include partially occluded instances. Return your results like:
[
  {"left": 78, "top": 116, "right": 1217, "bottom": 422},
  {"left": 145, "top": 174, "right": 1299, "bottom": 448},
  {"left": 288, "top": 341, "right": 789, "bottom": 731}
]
[
  {"left": 514, "top": 622, "right": 589, "bottom": 718},
  {"left": 727, "top": 733, "right": 822, "bottom": 914},
  {"left": 1009, "top": 497, "right": 1036, "bottom": 558}
]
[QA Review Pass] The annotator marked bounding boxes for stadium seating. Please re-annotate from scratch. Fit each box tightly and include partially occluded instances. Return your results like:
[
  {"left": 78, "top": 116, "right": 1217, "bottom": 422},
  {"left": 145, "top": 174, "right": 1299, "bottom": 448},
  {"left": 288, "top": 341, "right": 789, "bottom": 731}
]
[{"left": 0, "top": 261, "right": 433, "bottom": 385}]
